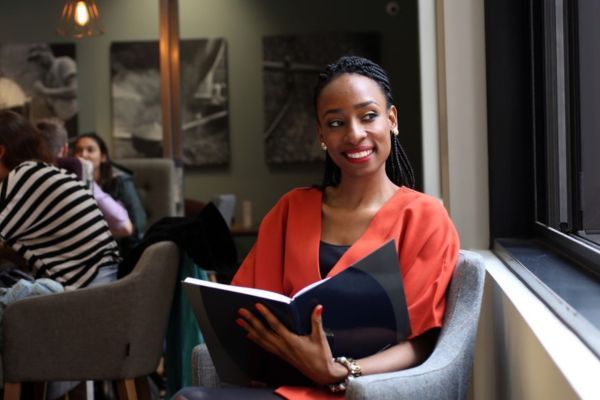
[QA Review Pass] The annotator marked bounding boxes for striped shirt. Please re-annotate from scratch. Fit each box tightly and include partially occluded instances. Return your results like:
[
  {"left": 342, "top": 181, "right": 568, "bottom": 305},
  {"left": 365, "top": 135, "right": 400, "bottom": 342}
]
[{"left": 0, "top": 161, "right": 120, "bottom": 290}]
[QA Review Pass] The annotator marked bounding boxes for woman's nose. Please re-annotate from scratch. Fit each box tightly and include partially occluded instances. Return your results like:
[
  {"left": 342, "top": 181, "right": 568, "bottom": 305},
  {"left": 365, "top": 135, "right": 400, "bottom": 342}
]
[{"left": 345, "top": 121, "right": 367, "bottom": 144}]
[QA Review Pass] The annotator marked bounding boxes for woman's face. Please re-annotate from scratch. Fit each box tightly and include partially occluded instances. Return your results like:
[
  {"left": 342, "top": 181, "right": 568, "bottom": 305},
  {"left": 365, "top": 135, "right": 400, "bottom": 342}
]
[
  {"left": 73, "top": 137, "right": 106, "bottom": 171},
  {"left": 316, "top": 73, "right": 397, "bottom": 181}
]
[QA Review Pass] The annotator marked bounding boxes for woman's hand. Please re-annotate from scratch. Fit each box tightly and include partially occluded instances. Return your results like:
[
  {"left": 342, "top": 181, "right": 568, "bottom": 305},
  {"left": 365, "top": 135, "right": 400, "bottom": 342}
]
[{"left": 236, "top": 304, "right": 349, "bottom": 385}]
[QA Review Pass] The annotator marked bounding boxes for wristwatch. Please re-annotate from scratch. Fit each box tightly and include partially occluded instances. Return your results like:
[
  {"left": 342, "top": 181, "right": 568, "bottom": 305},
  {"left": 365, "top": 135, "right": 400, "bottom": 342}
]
[{"left": 328, "top": 356, "right": 362, "bottom": 392}]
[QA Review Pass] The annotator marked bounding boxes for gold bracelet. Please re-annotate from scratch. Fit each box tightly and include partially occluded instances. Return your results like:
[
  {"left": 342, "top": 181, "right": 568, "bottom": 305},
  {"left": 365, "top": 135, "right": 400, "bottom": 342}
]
[{"left": 327, "top": 356, "right": 362, "bottom": 392}]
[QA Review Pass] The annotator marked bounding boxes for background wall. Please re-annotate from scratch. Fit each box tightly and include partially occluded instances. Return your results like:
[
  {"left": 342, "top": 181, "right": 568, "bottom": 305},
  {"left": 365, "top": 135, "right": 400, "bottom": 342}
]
[
  {"left": 439, "top": 0, "right": 489, "bottom": 249},
  {"left": 0, "top": 0, "right": 422, "bottom": 225},
  {"left": 418, "top": 0, "right": 442, "bottom": 200}
]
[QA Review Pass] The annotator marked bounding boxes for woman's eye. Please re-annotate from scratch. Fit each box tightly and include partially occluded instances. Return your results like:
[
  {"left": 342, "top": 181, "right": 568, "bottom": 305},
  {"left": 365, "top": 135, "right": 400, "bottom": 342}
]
[
  {"left": 327, "top": 120, "right": 343, "bottom": 128},
  {"left": 362, "top": 112, "right": 378, "bottom": 121}
]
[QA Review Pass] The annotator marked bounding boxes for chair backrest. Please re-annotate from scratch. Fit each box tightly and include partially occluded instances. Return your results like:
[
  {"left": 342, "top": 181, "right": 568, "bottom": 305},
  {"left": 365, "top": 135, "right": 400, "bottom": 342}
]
[
  {"left": 115, "top": 158, "right": 178, "bottom": 226},
  {"left": 422, "top": 250, "right": 486, "bottom": 398},
  {"left": 115, "top": 240, "right": 181, "bottom": 376},
  {"left": 2, "top": 241, "right": 180, "bottom": 382}
]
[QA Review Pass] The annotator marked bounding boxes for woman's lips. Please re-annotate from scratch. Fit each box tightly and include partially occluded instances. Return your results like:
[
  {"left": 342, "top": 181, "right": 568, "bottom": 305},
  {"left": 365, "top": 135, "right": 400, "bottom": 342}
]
[{"left": 343, "top": 148, "right": 374, "bottom": 163}]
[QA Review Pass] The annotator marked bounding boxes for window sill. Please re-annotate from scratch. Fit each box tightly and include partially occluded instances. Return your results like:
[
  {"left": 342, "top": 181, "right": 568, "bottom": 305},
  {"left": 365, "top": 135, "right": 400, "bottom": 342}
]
[{"left": 476, "top": 248, "right": 600, "bottom": 398}]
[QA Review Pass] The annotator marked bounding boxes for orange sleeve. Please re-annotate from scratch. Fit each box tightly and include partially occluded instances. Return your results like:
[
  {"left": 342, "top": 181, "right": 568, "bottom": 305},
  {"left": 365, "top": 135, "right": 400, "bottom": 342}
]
[
  {"left": 230, "top": 243, "right": 258, "bottom": 287},
  {"left": 397, "top": 196, "right": 460, "bottom": 339}
]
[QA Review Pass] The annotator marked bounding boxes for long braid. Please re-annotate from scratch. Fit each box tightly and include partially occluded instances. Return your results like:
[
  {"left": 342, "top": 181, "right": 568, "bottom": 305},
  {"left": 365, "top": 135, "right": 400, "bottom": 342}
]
[
  {"left": 387, "top": 133, "right": 415, "bottom": 189},
  {"left": 314, "top": 56, "right": 415, "bottom": 189}
]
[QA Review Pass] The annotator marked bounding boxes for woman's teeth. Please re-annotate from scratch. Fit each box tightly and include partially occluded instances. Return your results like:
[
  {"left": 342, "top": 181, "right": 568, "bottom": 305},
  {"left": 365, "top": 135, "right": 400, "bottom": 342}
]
[{"left": 346, "top": 149, "right": 373, "bottom": 159}]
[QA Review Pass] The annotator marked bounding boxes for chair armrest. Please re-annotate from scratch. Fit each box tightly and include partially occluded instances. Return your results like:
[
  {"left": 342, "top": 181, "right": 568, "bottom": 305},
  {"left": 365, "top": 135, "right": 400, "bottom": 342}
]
[
  {"left": 346, "top": 361, "right": 461, "bottom": 400},
  {"left": 191, "top": 343, "right": 221, "bottom": 388}
]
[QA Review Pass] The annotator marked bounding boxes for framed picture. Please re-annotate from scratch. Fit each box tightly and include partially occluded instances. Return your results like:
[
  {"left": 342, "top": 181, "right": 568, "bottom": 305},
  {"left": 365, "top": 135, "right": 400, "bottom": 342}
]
[
  {"left": 0, "top": 42, "right": 78, "bottom": 136},
  {"left": 111, "top": 38, "right": 230, "bottom": 166},
  {"left": 263, "top": 32, "right": 380, "bottom": 164}
]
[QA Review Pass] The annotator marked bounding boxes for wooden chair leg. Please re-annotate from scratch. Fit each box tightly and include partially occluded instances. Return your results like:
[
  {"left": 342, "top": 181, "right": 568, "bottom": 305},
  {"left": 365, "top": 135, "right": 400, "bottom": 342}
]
[
  {"left": 3, "top": 382, "right": 21, "bottom": 400},
  {"left": 116, "top": 379, "right": 137, "bottom": 400},
  {"left": 32, "top": 382, "right": 47, "bottom": 400},
  {"left": 134, "top": 376, "right": 151, "bottom": 400}
]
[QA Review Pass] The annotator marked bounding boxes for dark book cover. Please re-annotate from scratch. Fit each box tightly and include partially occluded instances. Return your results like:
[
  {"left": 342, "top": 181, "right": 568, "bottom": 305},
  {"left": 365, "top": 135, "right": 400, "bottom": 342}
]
[{"left": 184, "top": 239, "right": 411, "bottom": 386}]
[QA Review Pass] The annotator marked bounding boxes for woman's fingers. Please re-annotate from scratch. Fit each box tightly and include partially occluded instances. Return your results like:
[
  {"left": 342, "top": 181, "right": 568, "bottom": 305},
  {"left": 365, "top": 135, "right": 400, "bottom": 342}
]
[
  {"left": 310, "top": 305, "right": 325, "bottom": 339},
  {"left": 237, "top": 304, "right": 339, "bottom": 384},
  {"left": 237, "top": 308, "right": 268, "bottom": 335},
  {"left": 237, "top": 306, "right": 288, "bottom": 354},
  {"left": 254, "top": 303, "right": 289, "bottom": 337},
  {"left": 311, "top": 305, "right": 332, "bottom": 355}
]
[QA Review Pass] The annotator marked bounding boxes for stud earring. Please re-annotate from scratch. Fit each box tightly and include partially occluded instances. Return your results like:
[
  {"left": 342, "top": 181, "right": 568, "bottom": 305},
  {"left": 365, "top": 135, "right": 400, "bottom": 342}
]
[
  {"left": 320, "top": 142, "right": 328, "bottom": 151},
  {"left": 391, "top": 128, "right": 399, "bottom": 136}
]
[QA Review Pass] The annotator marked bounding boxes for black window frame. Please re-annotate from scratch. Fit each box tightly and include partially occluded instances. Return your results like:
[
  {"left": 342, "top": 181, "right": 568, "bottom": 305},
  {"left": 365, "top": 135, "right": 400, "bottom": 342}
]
[
  {"left": 571, "top": 0, "right": 600, "bottom": 239},
  {"left": 486, "top": 0, "right": 600, "bottom": 358},
  {"left": 531, "top": 0, "right": 600, "bottom": 271}
]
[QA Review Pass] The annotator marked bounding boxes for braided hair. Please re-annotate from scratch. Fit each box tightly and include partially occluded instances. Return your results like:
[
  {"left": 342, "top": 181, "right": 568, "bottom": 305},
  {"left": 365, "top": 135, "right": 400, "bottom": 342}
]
[{"left": 314, "top": 56, "right": 415, "bottom": 189}]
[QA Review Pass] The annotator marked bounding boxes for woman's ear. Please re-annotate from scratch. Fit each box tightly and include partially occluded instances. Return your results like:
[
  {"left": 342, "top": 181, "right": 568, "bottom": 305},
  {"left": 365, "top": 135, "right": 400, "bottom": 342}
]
[{"left": 388, "top": 105, "right": 398, "bottom": 131}]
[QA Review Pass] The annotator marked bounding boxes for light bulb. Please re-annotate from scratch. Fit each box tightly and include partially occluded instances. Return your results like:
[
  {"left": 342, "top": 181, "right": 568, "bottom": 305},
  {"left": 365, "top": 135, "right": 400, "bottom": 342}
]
[{"left": 74, "top": 1, "right": 90, "bottom": 26}]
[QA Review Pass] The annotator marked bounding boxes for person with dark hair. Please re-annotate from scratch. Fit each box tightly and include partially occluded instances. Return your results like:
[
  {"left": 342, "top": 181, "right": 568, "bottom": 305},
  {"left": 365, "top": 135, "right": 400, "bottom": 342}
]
[
  {"left": 0, "top": 110, "right": 120, "bottom": 290},
  {"left": 35, "top": 117, "right": 69, "bottom": 159},
  {"left": 175, "top": 56, "right": 459, "bottom": 399},
  {"left": 73, "top": 132, "right": 147, "bottom": 256},
  {"left": 36, "top": 119, "right": 133, "bottom": 239}
]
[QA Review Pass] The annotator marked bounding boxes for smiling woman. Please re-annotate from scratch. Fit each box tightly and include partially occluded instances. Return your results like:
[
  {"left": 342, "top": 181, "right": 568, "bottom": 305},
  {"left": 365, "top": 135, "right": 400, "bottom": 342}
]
[
  {"left": 316, "top": 57, "right": 415, "bottom": 191},
  {"left": 317, "top": 74, "right": 394, "bottom": 172},
  {"left": 174, "top": 56, "right": 459, "bottom": 400}
]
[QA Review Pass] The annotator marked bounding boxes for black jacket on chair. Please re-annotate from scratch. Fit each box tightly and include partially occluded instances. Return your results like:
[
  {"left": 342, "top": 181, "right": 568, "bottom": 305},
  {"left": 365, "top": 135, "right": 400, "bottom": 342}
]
[{"left": 118, "top": 202, "right": 238, "bottom": 282}]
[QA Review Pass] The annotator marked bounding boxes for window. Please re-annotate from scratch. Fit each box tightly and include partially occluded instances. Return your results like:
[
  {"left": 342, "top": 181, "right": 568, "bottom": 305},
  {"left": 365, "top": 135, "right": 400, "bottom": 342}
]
[
  {"left": 529, "top": 0, "right": 600, "bottom": 268},
  {"left": 485, "top": 0, "right": 600, "bottom": 358},
  {"left": 572, "top": 0, "right": 600, "bottom": 246}
]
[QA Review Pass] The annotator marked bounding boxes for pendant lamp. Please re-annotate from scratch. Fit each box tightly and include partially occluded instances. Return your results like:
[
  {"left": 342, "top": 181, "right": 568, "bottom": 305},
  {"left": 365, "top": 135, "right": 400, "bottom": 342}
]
[{"left": 56, "top": 0, "right": 104, "bottom": 39}]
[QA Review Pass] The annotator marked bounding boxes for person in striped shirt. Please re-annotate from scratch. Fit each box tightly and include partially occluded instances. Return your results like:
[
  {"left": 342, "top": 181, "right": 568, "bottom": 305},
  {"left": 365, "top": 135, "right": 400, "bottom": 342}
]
[{"left": 0, "top": 110, "right": 120, "bottom": 290}]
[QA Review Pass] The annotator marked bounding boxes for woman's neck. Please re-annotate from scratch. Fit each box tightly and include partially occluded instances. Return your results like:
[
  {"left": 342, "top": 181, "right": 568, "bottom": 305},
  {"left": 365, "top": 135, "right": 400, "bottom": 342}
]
[{"left": 325, "top": 173, "right": 399, "bottom": 210}]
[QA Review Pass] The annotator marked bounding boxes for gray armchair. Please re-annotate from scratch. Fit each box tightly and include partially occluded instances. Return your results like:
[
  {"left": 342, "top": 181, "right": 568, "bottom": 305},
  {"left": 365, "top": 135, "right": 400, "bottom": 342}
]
[
  {"left": 345, "top": 250, "right": 485, "bottom": 399},
  {"left": 2, "top": 241, "right": 180, "bottom": 400},
  {"left": 116, "top": 158, "right": 178, "bottom": 226},
  {"left": 190, "top": 250, "right": 486, "bottom": 399}
]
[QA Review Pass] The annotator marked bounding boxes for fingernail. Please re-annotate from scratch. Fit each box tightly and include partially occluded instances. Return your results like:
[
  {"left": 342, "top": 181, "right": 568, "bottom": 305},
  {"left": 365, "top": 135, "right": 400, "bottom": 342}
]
[
  {"left": 238, "top": 308, "right": 246, "bottom": 317},
  {"left": 254, "top": 303, "right": 263, "bottom": 312},
  {"left": 316, "top": 305, "right": 323, "bottom": 317},
  {"left": 235, "top": 318, "right": 244, "bottom": 327}
]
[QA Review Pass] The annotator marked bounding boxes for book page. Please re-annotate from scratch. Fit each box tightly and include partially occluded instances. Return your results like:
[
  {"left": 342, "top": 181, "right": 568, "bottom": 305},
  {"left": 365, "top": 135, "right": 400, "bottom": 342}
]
[
  {"left": 292, "top": 276, "right": 330, "bottom": 299},
  {"left": 184, "top": 277, "right": 292, "bottom": 304}
]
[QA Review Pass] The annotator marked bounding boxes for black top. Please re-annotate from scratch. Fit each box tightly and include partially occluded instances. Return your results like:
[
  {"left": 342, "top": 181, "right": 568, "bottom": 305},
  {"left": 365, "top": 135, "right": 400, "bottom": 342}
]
[{"left": 319, "top": 241, "right": 350, "bottom": 278}]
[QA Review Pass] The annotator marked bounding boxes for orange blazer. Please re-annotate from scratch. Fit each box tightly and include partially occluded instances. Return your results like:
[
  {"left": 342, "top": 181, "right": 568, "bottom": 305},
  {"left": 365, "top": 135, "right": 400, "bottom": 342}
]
[{"left": 231, "top": 186, "right": 460, "bottom": 399}]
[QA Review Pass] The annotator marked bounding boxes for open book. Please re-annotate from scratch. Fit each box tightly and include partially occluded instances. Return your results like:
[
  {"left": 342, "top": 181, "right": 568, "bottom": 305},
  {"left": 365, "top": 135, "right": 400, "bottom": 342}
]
[{"left": 183, "top": 239, "right": 411, "bottom": 386}]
